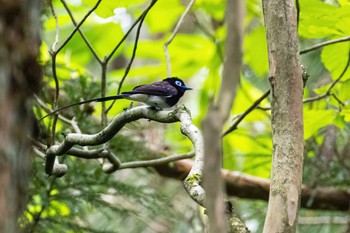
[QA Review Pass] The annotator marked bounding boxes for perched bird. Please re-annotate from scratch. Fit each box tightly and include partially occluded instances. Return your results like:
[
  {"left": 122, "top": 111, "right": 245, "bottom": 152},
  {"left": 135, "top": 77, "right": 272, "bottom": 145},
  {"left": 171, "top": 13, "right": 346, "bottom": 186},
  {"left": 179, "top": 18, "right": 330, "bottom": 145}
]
[{"left": 39, "top": 77, "right": 192, "bottom": 121}]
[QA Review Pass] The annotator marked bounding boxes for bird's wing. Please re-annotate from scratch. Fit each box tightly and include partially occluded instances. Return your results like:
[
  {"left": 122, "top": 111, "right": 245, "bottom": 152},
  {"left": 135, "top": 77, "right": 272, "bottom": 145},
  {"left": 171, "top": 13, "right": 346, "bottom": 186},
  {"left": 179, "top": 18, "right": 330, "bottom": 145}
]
[{"left": 122, "top": 81, "right": 178, "bottom": 96}]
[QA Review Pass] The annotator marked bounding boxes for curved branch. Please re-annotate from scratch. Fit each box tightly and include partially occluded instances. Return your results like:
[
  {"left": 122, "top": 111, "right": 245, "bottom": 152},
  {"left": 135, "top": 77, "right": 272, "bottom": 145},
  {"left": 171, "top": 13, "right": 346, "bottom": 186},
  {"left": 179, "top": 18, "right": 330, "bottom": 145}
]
[{"left": 44, "top": 106, "right": 204, "bottom": 203}]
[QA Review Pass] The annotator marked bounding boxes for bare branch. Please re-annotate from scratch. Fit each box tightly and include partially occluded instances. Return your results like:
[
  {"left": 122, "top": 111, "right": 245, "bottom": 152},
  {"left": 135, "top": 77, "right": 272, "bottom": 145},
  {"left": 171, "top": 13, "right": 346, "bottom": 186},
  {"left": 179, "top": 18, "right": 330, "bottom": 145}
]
[
  {"left": 60, "top": 0, "right": 102, "bottom": 64},
  {"left": 156, "top": 159, "right": 350, "bottom": 211},
  {"left": 44, "top": 105, "right": 205, "bottom": 205},
  {"left": 222, "top": 89, "right": 270, "bottom": 137},
  {"left": 115, "top": 0, "right": 157, "bottom": 96},
  {"left": 224, "top": 47, "right": 350, "bottom": 136},
  {"left": 164, "top": 0, "right": 195, "bottom": 76},
  {"left": 49, "top": 0, "right": 59, "bottom": 52},
  {"left": 300, "top": 35, "right": 350, "bottom": 54},
  {"left": 54, "top": 0, "right": 102, "bottom": 55},
  {"left": 44, "top": 105, "right": 206, "bottom": 207},
  {"left": 119, "top": 151, "right": 194, "bottom": 169},
  {"left": 105, "top": 0, "right": 158, "bottom": 114},
  {"left": 47, "top": 0, "right": 102, "bottom": 144}
]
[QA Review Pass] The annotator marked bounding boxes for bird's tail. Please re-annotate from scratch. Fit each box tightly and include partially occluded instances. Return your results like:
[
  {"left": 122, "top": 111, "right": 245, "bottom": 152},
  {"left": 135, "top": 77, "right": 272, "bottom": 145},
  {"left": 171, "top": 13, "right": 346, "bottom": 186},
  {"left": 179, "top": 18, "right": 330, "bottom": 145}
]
[{"left": 38, "top": 94, "right": 127, "bottom": 121}]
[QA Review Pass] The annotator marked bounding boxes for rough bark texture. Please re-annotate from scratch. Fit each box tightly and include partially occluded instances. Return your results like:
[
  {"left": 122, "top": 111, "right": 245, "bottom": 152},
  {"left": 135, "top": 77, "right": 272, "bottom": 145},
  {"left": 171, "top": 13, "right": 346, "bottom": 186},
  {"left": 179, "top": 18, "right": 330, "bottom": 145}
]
[
  {"left": 201, "top": 0, "right": 245, "bottom": 232},
  {"left": 262, "top": 0, "right": 304, "bottom": 232},
  {"left": 155, "top": 159, "right": 350, "bottom": 211},
  {"left": 0, "top": 0, "right": 42, "bottom": 232}
]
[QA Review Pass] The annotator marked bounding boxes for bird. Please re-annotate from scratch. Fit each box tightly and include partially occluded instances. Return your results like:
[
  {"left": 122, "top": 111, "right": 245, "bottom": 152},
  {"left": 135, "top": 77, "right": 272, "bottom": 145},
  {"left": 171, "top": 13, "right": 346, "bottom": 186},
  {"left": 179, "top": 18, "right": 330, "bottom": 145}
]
[{"left": 39, "top": 77, "right": 192, "bottom": 121}]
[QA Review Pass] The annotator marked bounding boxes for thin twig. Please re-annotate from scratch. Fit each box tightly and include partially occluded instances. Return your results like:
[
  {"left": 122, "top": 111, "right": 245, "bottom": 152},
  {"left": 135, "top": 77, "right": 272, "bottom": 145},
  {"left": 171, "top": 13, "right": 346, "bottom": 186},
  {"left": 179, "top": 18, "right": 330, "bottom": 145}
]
[
  {"left": 192, "top": 13, "right": 224, "bottom": 62},
  {"left": 300, "top": 36, "right": 350, "bottom": 54},
  {"left": 49, "top": 0, "right": 59, "bottom": 52},
  {"left": 101, "top": 62, "right": 108, "bottom": 126},
  {"left": 164, "top": 0, "right": 195, "bottom": 76},
  {"left": 34, "top": 95, "right": 84, "bottom": 135},
  {"left": 54, "top": 0, "right": 102, "bottom": 54},
  {"left": 48, "top": 0, "right": 102, "bottom": 144},
  {"left": 304, "top": 47, "right": 350, "bottom": 103},
  {"left": 116, "top": 2, "right": 152, "bottom": 95},
  {"left": 105, "top": 0, "right": 158, "bottom": 64},
  {"left": 222, "top": 89, "right": 270, "bottom": 137},
  {"left": 332, "top": 94, "right": 346, "bottom": 107},
  {"left": 35, "top": 95, "right": 73, "bottom": 124},
  {"left": 48, "top": 1, "right": 60, "bottom": 144},
  {"left": 60, "top": 0, "right": 102, "bottom": 64},
  {"left": 105, "top": 0, "right": 158, "bottom": 114},
  {"left": 119, "top": 151, "right": 194, "bottom": 169},
  {"left": 222, "top": 44, "right": 350, "bottom": 137},
  {"left": 327, "top": 46, "right": 350, "bottom": 93},
  {"left": 302, "top": 93, "right": 328, "bottom": 104}
]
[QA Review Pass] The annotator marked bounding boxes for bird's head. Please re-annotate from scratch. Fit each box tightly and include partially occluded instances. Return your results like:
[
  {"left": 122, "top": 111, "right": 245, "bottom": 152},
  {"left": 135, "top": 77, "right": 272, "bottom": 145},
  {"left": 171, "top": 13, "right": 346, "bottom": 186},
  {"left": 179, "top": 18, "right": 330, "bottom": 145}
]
[{"left": 163, "top": 77, "right": 192, "bottom": 92}]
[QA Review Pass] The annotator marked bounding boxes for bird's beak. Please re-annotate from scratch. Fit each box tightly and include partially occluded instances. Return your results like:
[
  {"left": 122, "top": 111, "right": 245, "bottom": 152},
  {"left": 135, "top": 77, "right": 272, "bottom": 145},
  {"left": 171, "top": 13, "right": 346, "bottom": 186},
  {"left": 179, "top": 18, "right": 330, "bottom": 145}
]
[{"left": 182, "top": 86, "right": 192, "bottom": 90}]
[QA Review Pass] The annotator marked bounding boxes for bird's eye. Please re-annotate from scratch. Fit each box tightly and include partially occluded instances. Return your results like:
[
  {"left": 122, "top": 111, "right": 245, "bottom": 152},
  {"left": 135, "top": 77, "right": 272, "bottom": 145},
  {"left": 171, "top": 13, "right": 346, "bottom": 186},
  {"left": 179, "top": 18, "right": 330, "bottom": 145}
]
[{"left": 175, "top": 80, "right": 182, "bottom": 86}]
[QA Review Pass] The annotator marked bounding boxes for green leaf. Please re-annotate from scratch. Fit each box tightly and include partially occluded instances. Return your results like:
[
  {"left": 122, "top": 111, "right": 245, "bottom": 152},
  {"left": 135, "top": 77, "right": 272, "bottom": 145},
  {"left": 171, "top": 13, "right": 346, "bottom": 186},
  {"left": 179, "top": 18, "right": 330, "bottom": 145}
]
[
  {"left": 321, "top": 42, "right": 350, "bottom": 81},
  {"left": 304, "top": 109, "right": 336, "bottom": 139},
  {"left": 50, "top": 200, "right": 70, "bottom": 217},
  {"left": 299, "top": 0, "right": 345, "bottom": 38},
  {"left": 145, "top": 0, "right": 185, "bottom": 33},
  {"left": 244, "top": 26, "right": 268, "bottom": 77},
  {"left": 338, "top": 79, "right": 350, "bottom": 102},
  {"left": 223, "top": 130, "right": 272, "bottom": 178},
  {"left": 194, "top": 0, "right": 225, "bottom": 20},
  {"left": 341, "top": 106, "right": 350, "bottom": 122},
  {"left": 339, "top": 0, "right": 350, "bottom": 6}
]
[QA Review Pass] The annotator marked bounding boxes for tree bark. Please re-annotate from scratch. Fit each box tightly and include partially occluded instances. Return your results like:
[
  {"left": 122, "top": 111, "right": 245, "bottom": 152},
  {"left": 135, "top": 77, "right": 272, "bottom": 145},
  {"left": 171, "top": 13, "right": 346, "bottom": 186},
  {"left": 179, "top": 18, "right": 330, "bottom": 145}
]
[
  {"left": 201, "top": 0, "right": 245, "bottom": 232},
  {"left": 155, "top": 159, "right": 350, "bottom": 211},
  {"left": 262, "top": 0, "right": 304, "bottom": 232},
  {"left": 0, "top": 1, "right": 41, "bottom": 232}
]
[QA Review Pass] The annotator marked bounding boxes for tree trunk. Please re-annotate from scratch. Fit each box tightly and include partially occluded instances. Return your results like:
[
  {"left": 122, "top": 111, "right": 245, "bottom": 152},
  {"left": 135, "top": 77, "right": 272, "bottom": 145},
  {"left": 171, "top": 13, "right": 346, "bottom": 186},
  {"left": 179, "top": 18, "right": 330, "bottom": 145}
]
[
  {"left": 202, "top": 0, "right": 245, "bottom": 232},
  {"left": 0, "top": 1, "right": 42, "bottom": 232},
  {"left": 262, "top": 0, "right": 304, "bottom": 232}
]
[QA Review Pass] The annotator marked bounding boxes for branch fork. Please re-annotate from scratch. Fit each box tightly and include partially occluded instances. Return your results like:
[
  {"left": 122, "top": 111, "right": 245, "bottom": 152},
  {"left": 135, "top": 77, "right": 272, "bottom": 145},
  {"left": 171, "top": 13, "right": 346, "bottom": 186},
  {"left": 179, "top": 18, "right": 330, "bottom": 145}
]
[{"left": 44, "top": 106, "right": 206, "bottom": 205}]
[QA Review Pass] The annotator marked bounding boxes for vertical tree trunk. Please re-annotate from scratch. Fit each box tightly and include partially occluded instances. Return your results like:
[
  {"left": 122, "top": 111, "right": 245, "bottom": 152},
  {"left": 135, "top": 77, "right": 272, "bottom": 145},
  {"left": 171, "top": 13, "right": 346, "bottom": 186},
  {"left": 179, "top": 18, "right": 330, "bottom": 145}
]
[
  {"left": 202, "top": 0, "right": 245, "bottom": 232},
  {"left": 262, "top": 0, "right": 304, "bottom": 232},
  {"left": 0, "top": 1, "right": 41, "bottom": 232}
]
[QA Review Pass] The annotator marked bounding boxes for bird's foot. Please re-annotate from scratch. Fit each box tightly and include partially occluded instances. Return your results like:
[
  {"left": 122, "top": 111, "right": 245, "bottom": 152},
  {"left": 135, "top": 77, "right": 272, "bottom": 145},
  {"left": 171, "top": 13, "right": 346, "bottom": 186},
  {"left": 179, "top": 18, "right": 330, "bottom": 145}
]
[{"left": 123, "top": 102, "right": 134, "bottom": 111}]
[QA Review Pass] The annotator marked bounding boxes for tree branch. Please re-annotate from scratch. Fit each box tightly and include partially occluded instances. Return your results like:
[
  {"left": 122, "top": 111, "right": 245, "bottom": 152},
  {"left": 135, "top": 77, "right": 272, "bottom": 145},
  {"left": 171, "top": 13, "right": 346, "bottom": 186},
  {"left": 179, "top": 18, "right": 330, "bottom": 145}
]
[
  {"left": 60, "top": 0, "right": 102, "bottom": 64},
  {"left": 164, "top": 0, "right": 195, "bottom": 76},
  {"left": 47, "top": 0, "right": 102, "bottom": 144},
  {"left": 105, "top": 0, "right": 158, "bottom": 114},
  {"left": 222, "top": 89, "right": 270, "bottom": 137},
  {"left": 154, "top": 159, "right": 350, "bottom": 211},
  {"left": 300, "top": 35, "right": 350, "bottom": 54},
  {"left": 44, "top": 106, "right": 204, "bottom": 204},
  {"left": 119, "top": 151, "right": 194, "bottom": 169}
]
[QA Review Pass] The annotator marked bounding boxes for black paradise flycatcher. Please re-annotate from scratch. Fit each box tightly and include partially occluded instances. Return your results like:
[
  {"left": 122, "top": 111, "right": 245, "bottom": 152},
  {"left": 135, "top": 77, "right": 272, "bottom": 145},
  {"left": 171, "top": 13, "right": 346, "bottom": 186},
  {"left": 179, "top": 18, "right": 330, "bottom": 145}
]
[{"left": 40, "top": 77, "right": 192, "bottom": 121}]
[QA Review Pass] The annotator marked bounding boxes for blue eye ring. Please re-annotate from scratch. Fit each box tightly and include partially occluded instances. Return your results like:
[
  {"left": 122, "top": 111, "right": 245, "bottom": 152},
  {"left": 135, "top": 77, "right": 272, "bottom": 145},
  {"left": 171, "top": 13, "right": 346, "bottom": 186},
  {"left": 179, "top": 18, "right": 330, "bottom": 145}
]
[{"left": 175, "top": 80, "right": 182, "bottom": 86}]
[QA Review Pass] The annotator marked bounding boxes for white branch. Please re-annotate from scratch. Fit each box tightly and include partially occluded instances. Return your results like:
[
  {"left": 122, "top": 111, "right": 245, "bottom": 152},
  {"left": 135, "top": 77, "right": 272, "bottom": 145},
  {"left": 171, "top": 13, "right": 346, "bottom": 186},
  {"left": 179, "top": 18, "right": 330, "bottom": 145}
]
[{"left": 44, "top": 105, "right": 205, "bottom": 205}]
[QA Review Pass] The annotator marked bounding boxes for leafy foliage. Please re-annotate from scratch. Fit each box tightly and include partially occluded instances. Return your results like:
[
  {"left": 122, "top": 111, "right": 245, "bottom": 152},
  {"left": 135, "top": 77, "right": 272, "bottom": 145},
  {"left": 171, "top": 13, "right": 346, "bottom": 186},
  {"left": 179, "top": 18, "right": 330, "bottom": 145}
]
[{"left": 27, "top": 0, "right": 350, "bottom": 232}]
